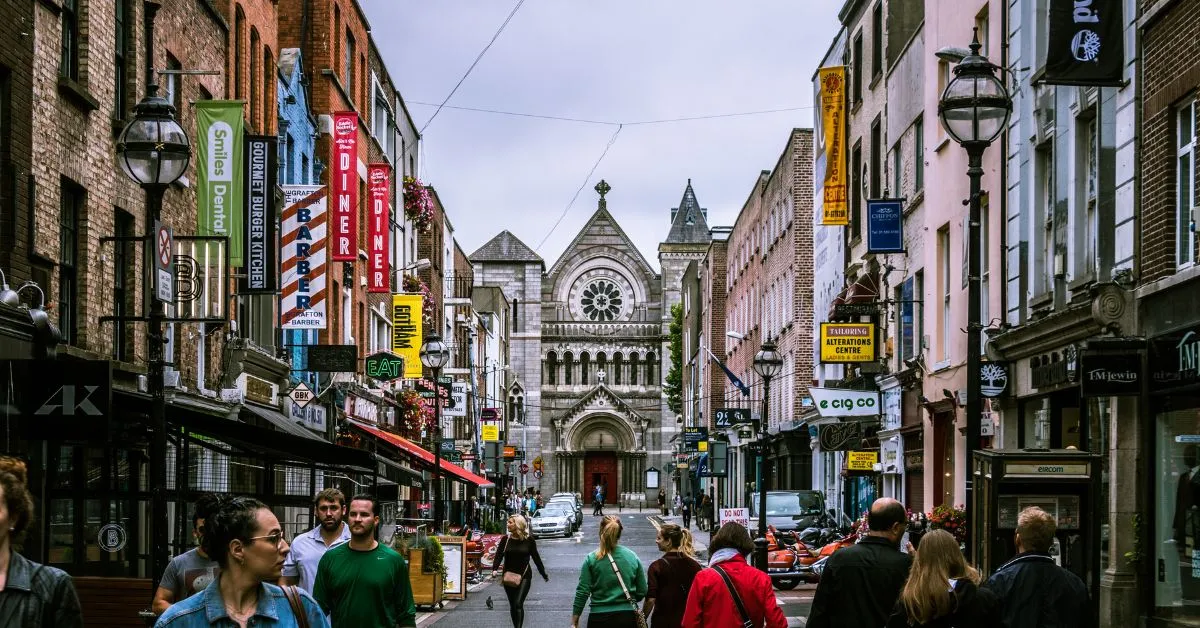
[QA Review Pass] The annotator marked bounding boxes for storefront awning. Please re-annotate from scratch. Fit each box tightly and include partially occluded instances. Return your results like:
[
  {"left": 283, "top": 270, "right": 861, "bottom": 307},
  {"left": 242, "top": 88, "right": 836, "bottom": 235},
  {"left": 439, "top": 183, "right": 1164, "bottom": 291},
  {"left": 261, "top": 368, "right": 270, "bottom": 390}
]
[
  {"left": 845, "top": 272, "right": 881, "bottom": 303},
  {"left": 241, "top": 402, "right": 324, "bottom": 441},
  {"left": 349, "top": 419, "right": 495, "bottom": 489},
  {"left": 375, "top": 454, "right": 424, "bottom": 488}
]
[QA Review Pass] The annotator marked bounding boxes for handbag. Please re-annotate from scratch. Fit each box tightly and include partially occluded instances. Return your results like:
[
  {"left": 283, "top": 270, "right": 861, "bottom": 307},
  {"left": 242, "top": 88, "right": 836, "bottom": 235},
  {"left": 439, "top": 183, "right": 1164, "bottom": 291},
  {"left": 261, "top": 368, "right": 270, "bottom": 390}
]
[
  {"left": 502, "top": 568, "right": 525, "bottom": 588},
  {"left": 712, "top": 565, "right": 755, "bottom": 628},
  {"left": 605, "top": 553, "right": 648, "bottom": 628},
  {"left": 281, "top": 584, "right": 311, "bottom": 628}
]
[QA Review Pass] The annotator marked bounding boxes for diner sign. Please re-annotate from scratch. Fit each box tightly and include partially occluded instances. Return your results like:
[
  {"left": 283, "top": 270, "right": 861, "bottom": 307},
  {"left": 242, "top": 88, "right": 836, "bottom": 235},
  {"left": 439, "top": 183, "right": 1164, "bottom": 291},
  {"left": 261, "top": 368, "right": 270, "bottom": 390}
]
[
  {"left": 367, "top": 164, "right": 391, "bottom": 292},
  {"left": 330, "top": 112, "right": 358, "bottom": 261}
]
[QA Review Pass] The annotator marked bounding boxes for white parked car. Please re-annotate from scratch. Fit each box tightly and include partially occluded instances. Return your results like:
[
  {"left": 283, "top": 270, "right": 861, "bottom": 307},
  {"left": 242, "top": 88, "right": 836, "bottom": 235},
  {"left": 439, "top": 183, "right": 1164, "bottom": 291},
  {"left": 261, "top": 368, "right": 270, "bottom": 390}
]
[
  {"left": 548, "top": 495, "right": 582, "bottom": 530},
  {"left": 532, "top": 505, "right": 575, "bottom": 538}
]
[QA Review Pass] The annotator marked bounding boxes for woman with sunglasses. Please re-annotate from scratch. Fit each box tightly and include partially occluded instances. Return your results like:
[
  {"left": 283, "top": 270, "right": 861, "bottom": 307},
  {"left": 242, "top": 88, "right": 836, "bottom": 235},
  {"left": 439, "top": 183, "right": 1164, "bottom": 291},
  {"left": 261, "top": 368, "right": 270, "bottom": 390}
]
[{"left": 156, "top": 497, "right": 329, "bottom": 627}]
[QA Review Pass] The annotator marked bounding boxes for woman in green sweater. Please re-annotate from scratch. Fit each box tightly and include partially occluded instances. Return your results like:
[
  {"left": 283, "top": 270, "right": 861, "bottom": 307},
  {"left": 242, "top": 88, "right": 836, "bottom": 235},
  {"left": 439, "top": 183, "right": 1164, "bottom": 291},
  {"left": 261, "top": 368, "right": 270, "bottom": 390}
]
[{"left": 572, "top": 515, "right": 647, "bottom": 628}]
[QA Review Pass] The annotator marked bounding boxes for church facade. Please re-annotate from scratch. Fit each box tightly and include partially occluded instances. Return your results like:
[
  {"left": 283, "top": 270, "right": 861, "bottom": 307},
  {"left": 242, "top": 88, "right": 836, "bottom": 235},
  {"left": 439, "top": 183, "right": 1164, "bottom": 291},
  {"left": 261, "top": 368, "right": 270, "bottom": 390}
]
[{"left": 470, "top": 180, "right": 711, "bottom": 502}]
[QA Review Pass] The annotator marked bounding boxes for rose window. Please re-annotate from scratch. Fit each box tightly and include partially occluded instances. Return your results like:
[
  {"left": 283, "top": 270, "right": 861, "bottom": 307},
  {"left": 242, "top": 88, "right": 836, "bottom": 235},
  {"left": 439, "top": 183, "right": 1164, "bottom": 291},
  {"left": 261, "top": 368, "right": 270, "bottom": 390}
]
[{"left": 580, "top": 280, "right": 623, "bottom": 321}]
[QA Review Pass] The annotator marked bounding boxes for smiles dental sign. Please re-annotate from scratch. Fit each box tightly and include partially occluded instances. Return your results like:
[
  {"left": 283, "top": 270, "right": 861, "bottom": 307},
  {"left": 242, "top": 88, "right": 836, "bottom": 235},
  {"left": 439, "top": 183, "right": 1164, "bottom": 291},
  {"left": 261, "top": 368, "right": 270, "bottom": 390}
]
[{"left": 196, "top": 102, "right": 245, "bottom": 267}]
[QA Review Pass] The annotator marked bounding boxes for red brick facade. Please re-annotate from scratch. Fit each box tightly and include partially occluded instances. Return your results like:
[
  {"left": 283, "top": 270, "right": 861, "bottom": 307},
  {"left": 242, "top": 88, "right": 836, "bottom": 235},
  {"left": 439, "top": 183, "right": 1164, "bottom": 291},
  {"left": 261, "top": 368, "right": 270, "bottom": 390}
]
[
  {"left": 701, "top": 238, "right": 728, "bottom": 431},
  {"left": 0, "top": 0, "right": 35, "bottom": 287},
  {"left": 214, "top": 0, "right": 278, "bottom": 136}
]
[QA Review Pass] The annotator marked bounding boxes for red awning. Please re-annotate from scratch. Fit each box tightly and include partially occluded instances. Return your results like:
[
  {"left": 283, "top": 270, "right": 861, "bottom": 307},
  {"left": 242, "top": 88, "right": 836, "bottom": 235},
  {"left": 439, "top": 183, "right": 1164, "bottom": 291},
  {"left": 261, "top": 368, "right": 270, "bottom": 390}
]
[
  {"left": 350, "top": 420, "right": 495, "bottom": 489},
  {"left": 828, "top": 288, "right": 849, "bottom": 318},
  {"left": 845, "top": 272, "right": 881, "bottom": 303}
]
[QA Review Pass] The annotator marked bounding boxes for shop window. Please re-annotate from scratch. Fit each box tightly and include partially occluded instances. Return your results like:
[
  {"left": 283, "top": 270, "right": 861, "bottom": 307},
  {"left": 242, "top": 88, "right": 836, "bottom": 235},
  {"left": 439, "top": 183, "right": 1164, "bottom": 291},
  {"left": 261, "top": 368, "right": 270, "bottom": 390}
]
[{"left": 1156, "top": 397, "right": 1200, "bottom": 618}]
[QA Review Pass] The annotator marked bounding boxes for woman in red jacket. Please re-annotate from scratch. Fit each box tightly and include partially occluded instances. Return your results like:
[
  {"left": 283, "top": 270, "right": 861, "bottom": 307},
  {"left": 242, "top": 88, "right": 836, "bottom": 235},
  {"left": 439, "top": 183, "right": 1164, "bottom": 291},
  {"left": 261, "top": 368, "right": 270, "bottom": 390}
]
[{"left": 682, "top": 522, "right": 786, "bottom": 628}]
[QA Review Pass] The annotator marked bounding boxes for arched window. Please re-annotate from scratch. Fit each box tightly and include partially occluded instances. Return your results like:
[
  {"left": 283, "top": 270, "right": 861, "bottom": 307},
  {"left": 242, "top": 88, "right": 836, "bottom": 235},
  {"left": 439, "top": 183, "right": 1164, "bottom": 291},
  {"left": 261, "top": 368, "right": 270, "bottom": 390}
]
[
  {"left": 613, "top": 352, "right": 623, "bottom": 386},
  {"left": 249, "top": 27, "right": 260, "bottom": 128},
  {"left": 580, "top": 351, "right": 590, "bottom": 385},
  {"left": 629, "top": 353, "right": 640, "bottom": 387},
  {"left": 564, "top": 352, "right": 574, "bottom": 385},
  {"left": 597, "top": 352, "right": 607, "bottom": 382},
  {"left": 645, "top": 352, "right": 656, "bottom": 386},
  {"left": 234, "top": 6, "right": 245, "bottom": 99},
  {"left": 547, "top": 351, "right": 558, "bottom": 385}
]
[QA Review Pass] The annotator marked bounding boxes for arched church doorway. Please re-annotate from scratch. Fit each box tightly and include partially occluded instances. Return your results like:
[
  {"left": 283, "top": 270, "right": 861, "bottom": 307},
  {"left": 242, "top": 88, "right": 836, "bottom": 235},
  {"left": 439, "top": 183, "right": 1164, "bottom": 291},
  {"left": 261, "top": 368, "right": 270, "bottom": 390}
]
[{"left": 585, "top": 452, "right": 617, "bottom": 505}]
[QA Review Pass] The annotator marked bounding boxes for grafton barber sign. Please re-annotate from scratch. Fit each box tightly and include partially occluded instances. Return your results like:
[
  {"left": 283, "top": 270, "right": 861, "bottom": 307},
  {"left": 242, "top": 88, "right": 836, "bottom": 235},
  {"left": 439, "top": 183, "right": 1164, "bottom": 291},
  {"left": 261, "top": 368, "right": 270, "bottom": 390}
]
[{"left": 1044, "top": 0, "right": 1124, "bottom": 86}]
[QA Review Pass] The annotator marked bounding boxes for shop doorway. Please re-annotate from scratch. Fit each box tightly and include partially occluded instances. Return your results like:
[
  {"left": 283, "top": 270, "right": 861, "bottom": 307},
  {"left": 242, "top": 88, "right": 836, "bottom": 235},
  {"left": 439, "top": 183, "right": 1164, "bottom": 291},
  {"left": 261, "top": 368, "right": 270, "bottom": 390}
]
[{"left": 584, "top": 452, "right": 617, "bottom": 504}]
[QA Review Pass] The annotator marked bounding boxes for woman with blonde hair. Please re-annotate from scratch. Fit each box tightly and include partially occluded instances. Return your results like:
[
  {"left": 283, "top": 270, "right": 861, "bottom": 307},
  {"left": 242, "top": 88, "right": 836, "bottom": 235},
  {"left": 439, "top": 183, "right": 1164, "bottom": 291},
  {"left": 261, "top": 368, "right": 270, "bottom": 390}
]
[
  {"left": 572, "top": 515, "right": 647, "bottom": 628},
  {"left": 492, "top": 515, "right": 548, "bottom": 628},
  {"left": 644, "top": 523, "right": 701, "bottom": 628},
  {"left": 885, "top": 529, "right": 1002, "bottom": 628}
]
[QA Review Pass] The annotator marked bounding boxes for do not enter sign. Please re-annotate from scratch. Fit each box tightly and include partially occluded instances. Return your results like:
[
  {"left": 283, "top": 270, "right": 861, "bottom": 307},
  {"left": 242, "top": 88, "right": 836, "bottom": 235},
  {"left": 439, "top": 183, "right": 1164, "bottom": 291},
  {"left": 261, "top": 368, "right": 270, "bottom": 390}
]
[{"left": 519, "top": 463, "right": 529, "bottom": 475}]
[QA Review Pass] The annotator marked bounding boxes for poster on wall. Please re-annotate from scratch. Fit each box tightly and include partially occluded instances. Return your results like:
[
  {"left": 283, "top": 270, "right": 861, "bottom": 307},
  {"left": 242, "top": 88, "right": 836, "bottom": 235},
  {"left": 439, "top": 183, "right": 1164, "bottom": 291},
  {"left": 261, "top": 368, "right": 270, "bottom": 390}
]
[
  {"left": 195, "top": 101, "right": 245, "bottom": 267},
  {"left": 390, "top": 294, "right": 423, "bottom": 378},
  {"left": 818, "top": 66, "right": 848, "bottom": 225},
  {"left": 367, "top": 164, "right": 391, "bottom": 293},
  {"left": 242, "top": 135, "right": 277, "bottom": 293},
  {"left": 330, "top": 112, "right": 358, "bottom": 261},
  {"left": 280, "top": 185, "right": 327, "bottom": 329}
]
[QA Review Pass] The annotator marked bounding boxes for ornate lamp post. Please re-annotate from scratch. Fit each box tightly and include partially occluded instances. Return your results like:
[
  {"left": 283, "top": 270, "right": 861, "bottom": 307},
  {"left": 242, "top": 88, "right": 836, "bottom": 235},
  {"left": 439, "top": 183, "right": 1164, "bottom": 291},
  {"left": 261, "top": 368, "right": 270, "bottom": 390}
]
[
  {"left": 937, "top": 29, "right": 1011, "bottom": 561},
  {"left": 751, "top": 337, "right": 783, "bottom": 572},
  {"left": 420, "top": 335, "right": 451, "bottom": 531},
  {"left": 114, "top": 1, "right": 190, "bottom": 585}
]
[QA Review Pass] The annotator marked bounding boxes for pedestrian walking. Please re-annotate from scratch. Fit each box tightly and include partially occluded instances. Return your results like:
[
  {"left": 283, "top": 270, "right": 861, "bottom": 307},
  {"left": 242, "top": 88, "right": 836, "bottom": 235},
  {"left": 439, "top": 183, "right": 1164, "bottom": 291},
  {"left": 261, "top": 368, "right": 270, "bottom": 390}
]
[
  {"left": 681, "top": 522, "right": 786, "bottom": 628},
  {"left": 155, "top": 496, "right": 328, "bottom": 627},
  {"left": 280, "top": 488, "right": 350, "bottom": 594},
  {"left": 657, "top": 489, "right": 667, "bottom": 516},
  {"left": 673, "top": 493, "right": 681, "bottom": 516},
  {"left": 681, "top": 499, "right": 691, "bottom": 529},
  {"left": 884, "top": 530, "right": 1002, "bottom": 628},
  {"left": 983, "top": 506, "right": 1093, "bottom": 628},
  {"left": 699, "top": 495, "right": 713, "bottom": 532},
  {"left": 806, "top": 498, "right": 913, "bottom": 628},
  {"left": 644, "top": 523, "right": 702, "bottom": 628},
  {"left": 571, "top": 515, "right": 647, "bottom": 628},
  {"left": 313, "top": 495, "right": 417, "bottom": 627},
  {"left": 153, "top": 492, "right": 224, "bottom": 616},
  {"left": 492, "top": 515, "right": 549, "bottom": 628},
  {"left": 593, "top": 485, "right": 606, "bottom": 516},
  {"left": 0, "top": 456, "right": 81, "bottom": 628}
]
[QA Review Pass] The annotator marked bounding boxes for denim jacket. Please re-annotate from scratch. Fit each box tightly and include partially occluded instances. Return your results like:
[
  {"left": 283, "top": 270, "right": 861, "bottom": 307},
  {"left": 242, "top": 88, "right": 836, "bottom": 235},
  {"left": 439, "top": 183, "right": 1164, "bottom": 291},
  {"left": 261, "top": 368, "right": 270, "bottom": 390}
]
[
  {"left": 155, "top": 579, "right": 330, "bottom": 628},
  {"left": 0, "top": 551, "right": 82, "bottom": 628}
]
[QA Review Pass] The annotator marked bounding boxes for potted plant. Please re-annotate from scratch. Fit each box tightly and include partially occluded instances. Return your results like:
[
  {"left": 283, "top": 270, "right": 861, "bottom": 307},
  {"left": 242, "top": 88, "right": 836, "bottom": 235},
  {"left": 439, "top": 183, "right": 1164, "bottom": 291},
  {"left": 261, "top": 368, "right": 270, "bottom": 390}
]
[{"left": 394, "top": 534, "right": 445, "bottom": 609}]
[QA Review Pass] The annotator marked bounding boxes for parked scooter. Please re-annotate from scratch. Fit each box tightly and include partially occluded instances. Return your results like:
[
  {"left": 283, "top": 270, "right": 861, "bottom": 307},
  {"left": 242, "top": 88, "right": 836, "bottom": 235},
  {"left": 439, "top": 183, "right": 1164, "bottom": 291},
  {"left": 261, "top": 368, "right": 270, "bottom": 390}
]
[{"left": 766, "top": 525, "right": 857, "bottom": 589}]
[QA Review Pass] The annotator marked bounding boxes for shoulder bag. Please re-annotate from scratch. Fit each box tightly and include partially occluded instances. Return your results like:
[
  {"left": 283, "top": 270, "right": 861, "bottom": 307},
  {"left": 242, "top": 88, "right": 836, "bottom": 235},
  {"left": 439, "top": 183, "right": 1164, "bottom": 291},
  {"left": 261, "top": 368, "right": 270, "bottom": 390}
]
[
  {"left": 605, "top": 553, "right": 648, "bottom": 628},
  {"left": 281, "top": 585, "right": 311, "bottom": 628},
  {"left": 712, "top": 564, "right": 755, "bottom": 628}
]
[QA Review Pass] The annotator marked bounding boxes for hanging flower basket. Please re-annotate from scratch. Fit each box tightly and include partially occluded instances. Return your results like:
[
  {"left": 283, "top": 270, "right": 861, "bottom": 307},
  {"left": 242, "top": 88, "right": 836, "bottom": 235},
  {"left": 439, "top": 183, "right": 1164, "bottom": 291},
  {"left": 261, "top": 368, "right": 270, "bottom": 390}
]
[
  {"left": 396, "top": 388, "right": 434, "bottom": 435},
  {"left": 403, "top": 176, "right": 435, "bottom": 232},
  {"left": 927, "top": 504, "right": 967, "bottom": 544},
  {"left": 402, "top": 275, "right": 436, "bottom": 327}
]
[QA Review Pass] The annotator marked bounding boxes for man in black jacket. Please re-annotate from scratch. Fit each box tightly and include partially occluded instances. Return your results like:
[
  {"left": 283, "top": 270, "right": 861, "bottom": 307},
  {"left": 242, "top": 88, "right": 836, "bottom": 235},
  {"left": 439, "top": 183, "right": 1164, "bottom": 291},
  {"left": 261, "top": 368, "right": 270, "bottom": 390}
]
[
  {"left": 985, "top": 506, "right": 1094, "bottom": 628},
  {"left": 806, "top": 498, "right": 913, "bottom": 628}
]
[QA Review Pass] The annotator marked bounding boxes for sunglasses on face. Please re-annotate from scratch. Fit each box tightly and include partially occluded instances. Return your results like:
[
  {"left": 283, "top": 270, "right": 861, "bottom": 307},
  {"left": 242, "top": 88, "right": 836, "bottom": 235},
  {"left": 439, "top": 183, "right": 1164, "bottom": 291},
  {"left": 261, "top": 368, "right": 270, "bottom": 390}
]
[{"left": 246, "top": 531, "right": 288, "bottom": 547}]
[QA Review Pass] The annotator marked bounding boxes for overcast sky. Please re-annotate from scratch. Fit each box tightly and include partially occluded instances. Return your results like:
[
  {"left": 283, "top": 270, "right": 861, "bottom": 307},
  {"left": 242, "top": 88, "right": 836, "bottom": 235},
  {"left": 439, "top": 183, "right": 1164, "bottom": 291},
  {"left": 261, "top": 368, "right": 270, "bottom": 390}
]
[{"left": 361, "top": 1, "right": 842, "bottom": 271}]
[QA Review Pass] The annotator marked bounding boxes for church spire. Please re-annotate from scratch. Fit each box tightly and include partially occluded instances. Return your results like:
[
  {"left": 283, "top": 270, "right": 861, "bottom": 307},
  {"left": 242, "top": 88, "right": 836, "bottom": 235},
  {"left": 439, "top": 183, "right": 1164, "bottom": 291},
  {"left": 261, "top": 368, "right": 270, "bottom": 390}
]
[{"left": 595, "top": 179, "right": 611, "bottom": 212}]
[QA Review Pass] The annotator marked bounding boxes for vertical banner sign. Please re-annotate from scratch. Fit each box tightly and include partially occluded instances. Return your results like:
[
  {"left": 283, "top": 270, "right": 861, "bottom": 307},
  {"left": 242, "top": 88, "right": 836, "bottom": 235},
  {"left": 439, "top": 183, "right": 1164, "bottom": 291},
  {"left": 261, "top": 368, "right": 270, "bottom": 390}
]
[
  {"left": 367, "top": 164, "right": 391, "bottom": 293},
  {"left": 330, "top": 112, "right": 358, "bottom": 261},
  {"left": 866, "top": 199, "right": 904, "bottom": 253},
  {"left": 391, "top": 294, "right": 423, "bottom": 378},
  {"left": 196, "top": 101, "right": 245, "bottom": 266},
  {"left": 818, "top": 67, "right": 848, "bottom": 225},
  {"left": 1045, "top": 0, "right": 1124, "bottom": 86},
  {"left": 281, "top": 185, "right": 328, "bottom": 329},
  {"left": 243, "top": 135, "right": 277, "bottom": 293}
]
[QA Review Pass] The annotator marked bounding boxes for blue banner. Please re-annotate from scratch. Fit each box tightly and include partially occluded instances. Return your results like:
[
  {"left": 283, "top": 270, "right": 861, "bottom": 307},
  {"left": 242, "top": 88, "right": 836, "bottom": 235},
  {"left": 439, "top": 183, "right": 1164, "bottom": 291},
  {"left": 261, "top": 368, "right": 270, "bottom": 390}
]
[{"left": 867, "top": 199, "right": 904, "bottom": 253}]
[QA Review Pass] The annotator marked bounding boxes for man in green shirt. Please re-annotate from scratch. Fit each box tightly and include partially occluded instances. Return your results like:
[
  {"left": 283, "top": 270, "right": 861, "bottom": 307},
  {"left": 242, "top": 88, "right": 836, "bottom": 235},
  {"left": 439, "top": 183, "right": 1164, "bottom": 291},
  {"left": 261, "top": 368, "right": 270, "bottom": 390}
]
[{"left": 313, "top": 494, "right": 416, "bottom": 627}]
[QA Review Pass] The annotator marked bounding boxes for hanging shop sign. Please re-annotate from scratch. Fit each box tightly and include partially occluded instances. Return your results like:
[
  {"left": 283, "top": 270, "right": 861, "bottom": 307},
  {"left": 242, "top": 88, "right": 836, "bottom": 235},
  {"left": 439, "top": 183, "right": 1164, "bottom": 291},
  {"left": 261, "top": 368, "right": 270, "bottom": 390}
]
[
  {"left": 846, "top": 450, "right": 879, "bottom": 471},
  {"left": 684, "top": 427, "right": 709, "bottom": 451},
  {"left": 195, "top": 101, "right": 245, "bottom": 267},
  {"left": 1151, "top": 325, "right": 1200, "bottom": 392},
  {"left": 446, "top": 383, "right": 468, "bottom": 419},
  {"left": 330, "top": 112, "right": 358, "bottom": 261},
  {"left": 344, "top": 392, "right": 379, "bottom": 424},
  {"left": 280, "top": 185, "right": 327, "bottom": 329},
  {"left": 1031, "top": 345, "right": 1079, "bottom": 389},
  {"left": 818, "top": 66, "right": 848, "bottom": 225},
  {"left": 481, "top": 424, "right": 500, "bottom": 442},
  {"left": 819, "top": 323, "right": 876, "bottom": 363},
  {"left": 714, "top": 407, "right": 752, "bottom": 428},
  {"left": 391, "top": 294, "right": 423, "bottom": 379},
  {"left": 810, "top": 387, "right": 879, "bottom": 417},
  {"left": 1079, "top": 351, "right": 1140, "bottom": 397},
  {"left": 1044, "top": 0, "right": 1124, "bottom": 87},
  {"left": 286, "top": 395, "right": 327, "bottom": 433},
  {"left": 365, "top": 352, "right": 405, "bottom": 382},
  {"left": 367, "top": 164, "right": 391, "bottom": 293},
  {"left": 307, "top": 345, "right": 358, "bottom": 372},
  {"left": 866, "top": 199, "right": 904, "bottom": 253},
  {"left": 981, "top": 363, "right": 1009, "bottom": 397},
  {"left": 818, "top": 421, "right": 862, "bottom": 451},
  {"left": 242, "top": 135, "right": 277, "bottom": 293}
]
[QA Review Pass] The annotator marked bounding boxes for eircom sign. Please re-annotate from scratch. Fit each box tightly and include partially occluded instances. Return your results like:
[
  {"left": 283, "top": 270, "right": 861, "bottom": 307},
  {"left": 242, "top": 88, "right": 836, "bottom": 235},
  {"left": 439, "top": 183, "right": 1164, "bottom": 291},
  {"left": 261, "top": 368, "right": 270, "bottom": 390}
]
[
  {"left": 809, "top": 387, "right": 880, "bottom": 418},
  {"left": 820, "top": 323, "right": 876, "bottom": 363}
]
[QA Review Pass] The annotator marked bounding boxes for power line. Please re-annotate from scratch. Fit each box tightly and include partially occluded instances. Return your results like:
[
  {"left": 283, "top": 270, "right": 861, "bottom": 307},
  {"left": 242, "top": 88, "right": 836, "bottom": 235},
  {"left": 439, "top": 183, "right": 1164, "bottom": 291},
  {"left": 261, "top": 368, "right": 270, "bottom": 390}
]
[
  {"left": 535, "top": 124, "right": 623, "bottom": 251},
  {"left": 419, "top": 0, "right": 525, "bottom": 135},
  {"left": 622, "top": 106, "right": 814, "bottom": 126},
  {"left": 406, "top": 100, "right": 814, "bottom": 127},
  {"left": 407, "top": 101, "right": 616, "bottom": 126}
]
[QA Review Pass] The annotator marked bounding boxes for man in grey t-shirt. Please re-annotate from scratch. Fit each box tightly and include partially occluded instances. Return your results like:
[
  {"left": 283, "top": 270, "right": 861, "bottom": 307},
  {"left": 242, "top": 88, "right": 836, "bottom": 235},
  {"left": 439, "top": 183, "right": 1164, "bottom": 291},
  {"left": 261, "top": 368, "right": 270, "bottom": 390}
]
[{"left": 152, "top": 493, "right": 222, "bottom": 616}]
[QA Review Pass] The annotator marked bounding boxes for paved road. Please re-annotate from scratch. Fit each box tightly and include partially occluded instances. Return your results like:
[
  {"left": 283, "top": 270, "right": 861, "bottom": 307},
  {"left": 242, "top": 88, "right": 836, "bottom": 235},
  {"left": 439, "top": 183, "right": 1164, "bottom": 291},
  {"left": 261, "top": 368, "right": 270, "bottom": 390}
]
[{"left": 422, "top": 510, "right": 813, "bottom": 627}]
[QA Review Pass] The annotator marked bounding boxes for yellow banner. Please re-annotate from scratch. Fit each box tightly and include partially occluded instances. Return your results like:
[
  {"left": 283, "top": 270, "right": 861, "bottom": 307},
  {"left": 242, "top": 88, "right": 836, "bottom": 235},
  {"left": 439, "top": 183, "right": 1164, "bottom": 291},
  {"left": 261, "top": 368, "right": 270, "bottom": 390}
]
[
  {"left": 819, "top": 66, "right": 848, "bottom": 226},
  {"left": 847, "top": 450, "right": 878, "bottom": 471},
  {"left": 481, "top": 424, "right": 500, "bottom": 442},
  {"left": 390, "top": 293, "right": 423, "bottom": 378},
  {"left": 819, "top": 323, "right": 876, "bottom": 363}
]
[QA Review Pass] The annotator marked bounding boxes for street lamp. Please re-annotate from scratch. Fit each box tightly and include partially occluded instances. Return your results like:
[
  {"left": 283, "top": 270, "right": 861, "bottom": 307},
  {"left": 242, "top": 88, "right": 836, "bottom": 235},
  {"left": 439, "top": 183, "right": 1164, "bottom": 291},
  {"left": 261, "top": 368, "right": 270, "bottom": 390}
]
[
  {"left": 420, "top": 335, "right": 451, "bottom": 531},
  {"left": 751, "top": 337, "right": 783, "bottom": 572},
  {"left": 114, "top": 0, "right": 190, "bottom": 586},
  {"left": 937, "top": 28, "right": 1010, "bottom": 562}
]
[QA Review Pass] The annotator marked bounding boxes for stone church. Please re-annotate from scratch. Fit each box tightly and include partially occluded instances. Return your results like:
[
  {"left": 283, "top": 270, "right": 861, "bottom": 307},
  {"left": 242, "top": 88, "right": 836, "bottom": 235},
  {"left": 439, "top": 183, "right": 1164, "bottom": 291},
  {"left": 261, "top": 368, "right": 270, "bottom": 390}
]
[{"left": 470, "top": 180, "right": 711, "bottom": 502}]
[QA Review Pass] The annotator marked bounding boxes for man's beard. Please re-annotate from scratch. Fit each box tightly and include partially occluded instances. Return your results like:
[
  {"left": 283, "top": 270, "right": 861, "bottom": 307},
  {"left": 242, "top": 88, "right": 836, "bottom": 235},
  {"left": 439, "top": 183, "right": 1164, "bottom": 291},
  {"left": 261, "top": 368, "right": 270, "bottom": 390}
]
[
  {"left": 321, "top": 517, "right": 343, "bottom": 532},
  {"left": 350, "top": 521, "right": 376, "bottom": 539}
]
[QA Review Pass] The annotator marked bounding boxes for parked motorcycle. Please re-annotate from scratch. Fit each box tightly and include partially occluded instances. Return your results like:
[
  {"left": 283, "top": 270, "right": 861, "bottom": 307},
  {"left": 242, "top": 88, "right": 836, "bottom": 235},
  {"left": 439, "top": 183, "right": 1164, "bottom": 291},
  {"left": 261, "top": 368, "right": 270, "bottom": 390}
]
[{"left": 766, "top": 525, "right": 857, "bottom": 589}]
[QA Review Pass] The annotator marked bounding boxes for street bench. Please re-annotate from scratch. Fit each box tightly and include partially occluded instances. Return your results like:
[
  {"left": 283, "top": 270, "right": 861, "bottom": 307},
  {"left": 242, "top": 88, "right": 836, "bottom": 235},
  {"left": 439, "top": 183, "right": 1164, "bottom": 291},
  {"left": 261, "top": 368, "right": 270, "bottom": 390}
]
[{"left": 73, "top": 576, "right": 154, "bottom": 627}]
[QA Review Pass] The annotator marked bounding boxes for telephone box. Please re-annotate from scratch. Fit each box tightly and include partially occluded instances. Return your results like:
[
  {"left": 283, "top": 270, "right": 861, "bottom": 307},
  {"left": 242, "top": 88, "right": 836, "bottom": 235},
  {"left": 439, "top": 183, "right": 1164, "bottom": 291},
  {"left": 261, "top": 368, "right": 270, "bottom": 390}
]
[{"left": 972, "top": 449, "right": 1102, "bottom": 600}]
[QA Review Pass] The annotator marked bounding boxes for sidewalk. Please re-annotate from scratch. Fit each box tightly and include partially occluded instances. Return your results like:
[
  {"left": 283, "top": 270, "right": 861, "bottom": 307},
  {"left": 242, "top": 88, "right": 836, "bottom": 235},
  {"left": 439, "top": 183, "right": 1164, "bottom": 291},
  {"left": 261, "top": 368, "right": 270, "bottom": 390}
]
[{"left": 647, "top": 514, "right": 710, "bottom": 559}]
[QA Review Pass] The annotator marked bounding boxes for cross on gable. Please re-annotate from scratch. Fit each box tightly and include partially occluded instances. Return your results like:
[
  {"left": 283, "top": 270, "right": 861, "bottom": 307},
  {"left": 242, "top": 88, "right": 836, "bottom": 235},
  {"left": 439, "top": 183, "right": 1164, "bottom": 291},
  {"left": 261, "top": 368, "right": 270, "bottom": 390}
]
[{"left": 594, "top": 179, "right": 611, "bottom": 200}]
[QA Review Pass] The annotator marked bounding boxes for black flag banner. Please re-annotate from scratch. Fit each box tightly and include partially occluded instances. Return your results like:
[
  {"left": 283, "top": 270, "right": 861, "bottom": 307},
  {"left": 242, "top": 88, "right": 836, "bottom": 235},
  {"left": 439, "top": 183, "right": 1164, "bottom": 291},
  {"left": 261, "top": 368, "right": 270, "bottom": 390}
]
[{"left": 1044, "top": 0, "right": 1124, "bottom": 86}]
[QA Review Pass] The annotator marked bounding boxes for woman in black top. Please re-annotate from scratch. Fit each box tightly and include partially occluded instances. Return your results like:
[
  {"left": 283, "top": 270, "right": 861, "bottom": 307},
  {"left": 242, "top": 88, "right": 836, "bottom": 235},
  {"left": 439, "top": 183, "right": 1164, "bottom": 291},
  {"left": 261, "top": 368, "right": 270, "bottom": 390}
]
[
  {"left": 492, "top": 514, "right": 548, "bottom": 628},
  {"left": 644, "top": 523, "right": 701, "bottom": 628}
]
